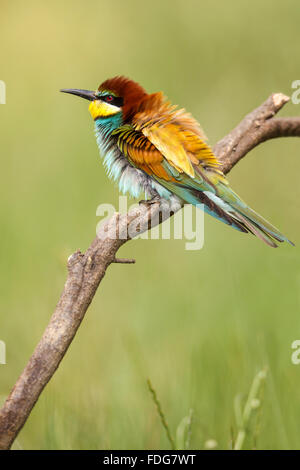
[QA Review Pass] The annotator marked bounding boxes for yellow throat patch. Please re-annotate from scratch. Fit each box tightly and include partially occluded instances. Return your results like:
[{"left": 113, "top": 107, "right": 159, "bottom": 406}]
[{"left": 89, "top": 100, "right": 121, "bottom": 120}]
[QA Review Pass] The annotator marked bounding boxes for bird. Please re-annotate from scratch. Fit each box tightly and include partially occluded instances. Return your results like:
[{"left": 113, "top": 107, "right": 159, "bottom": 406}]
[{"left": 61, "top": 76, "right": 293, "bottom": 248}]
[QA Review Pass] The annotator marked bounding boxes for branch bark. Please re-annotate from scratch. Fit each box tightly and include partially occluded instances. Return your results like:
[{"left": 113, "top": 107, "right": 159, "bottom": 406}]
[
  {"left": 215, "top": 93, "right": 300, "bottom": 172},
  {"left": 0, "top": 93, "right": 299, "bottom": 450}
]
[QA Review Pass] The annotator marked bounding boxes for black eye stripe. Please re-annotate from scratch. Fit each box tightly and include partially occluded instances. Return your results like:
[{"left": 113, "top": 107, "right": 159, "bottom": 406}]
[{"left": 101, "top": 94, "right": 124, "bottom": 107}]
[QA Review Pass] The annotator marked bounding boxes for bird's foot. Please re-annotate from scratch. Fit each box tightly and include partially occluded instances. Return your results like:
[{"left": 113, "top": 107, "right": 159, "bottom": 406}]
[{"left": 139, "top": 195, "right": 162, "bottom": 206}]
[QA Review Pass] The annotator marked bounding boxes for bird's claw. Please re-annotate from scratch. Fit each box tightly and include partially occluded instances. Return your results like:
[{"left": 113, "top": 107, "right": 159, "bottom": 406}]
[{"left": 139, "top": 196, "right": 161, "bottom": 206}]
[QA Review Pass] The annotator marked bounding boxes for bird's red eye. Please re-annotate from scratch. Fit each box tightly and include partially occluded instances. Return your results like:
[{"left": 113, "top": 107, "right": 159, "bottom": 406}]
[{"left": 106, "top": 95, "right": 113, "bottom": 102}]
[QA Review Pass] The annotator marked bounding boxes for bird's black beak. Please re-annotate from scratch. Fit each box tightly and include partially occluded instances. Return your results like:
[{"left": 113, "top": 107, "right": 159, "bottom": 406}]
[{"left": 60, "top": 88, "right": 96, "bottom": 101}]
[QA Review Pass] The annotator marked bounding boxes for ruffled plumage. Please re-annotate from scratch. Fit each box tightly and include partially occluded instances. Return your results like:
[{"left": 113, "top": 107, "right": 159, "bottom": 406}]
[{"left": 94, "top": 76, "right": 293, "bottom": 247}]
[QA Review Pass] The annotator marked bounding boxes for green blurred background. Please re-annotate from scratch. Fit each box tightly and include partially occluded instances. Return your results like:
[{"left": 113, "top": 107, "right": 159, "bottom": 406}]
[{"left": 1, "top": 0, "right": 300, "bottom": 450}]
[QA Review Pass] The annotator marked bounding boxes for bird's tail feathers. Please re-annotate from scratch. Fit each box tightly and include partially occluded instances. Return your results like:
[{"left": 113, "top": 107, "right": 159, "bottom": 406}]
[
  {"left": 161, "top": 179, "right": 293, "bottom": 247},
  {"left": 208, "top": 183, "right": 294, "bottom": 248}
]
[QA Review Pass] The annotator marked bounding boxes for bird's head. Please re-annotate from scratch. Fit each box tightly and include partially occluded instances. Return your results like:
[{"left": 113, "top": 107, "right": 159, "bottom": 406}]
[{"left": 61, "top": 76, "right": 147, "bottom": 123}]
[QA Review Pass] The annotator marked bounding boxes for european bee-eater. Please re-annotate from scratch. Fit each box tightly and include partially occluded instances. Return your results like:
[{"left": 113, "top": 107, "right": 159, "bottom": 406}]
[{"left": 61, "top": 76, "right": 293, "bottom": 247}]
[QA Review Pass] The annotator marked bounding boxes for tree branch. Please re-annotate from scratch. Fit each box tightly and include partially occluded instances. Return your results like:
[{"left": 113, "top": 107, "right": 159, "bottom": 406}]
[
  {"left": 0, "top": 93, "right": 299, "bottom": 450},
  {"left": 214, "top": 93, "right": 300, "bottom": 173}
]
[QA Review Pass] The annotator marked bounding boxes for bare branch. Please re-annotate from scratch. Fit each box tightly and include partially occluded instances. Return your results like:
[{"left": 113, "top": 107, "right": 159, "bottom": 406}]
[
  {"left": 0, "top": 93, "right": 299, "bottom": 450},
  {"left": 214, "top": 93, "right": 300, "bottom": 173}
]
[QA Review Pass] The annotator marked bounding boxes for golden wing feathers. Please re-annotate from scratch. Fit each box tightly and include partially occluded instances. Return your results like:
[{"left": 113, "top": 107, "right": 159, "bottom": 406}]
[
  {"left": 113, "top": 125, "right": 175, "bottom": 180},
  {"left": 132, "top": 92, "right": 220, "bottom": 178}
]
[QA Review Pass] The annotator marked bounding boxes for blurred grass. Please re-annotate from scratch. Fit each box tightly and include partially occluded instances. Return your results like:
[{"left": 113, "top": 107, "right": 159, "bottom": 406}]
[{"left": 1, "top": 0, "right": 300, "bottom": 449}]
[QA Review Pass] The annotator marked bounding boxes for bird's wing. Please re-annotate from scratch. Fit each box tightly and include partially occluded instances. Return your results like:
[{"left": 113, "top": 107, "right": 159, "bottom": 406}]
[
  {"left": 112, "top": 124, "right": 174, "bottom": 181},
  {"left": 112, "top": 122, "right": 249, "bottom": 232},
  {"left": 133, "top": 92, "right": 220, "bottom": 178},
  {"left": 112, "top": 92, "right": 222, "bottom": 190}
]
